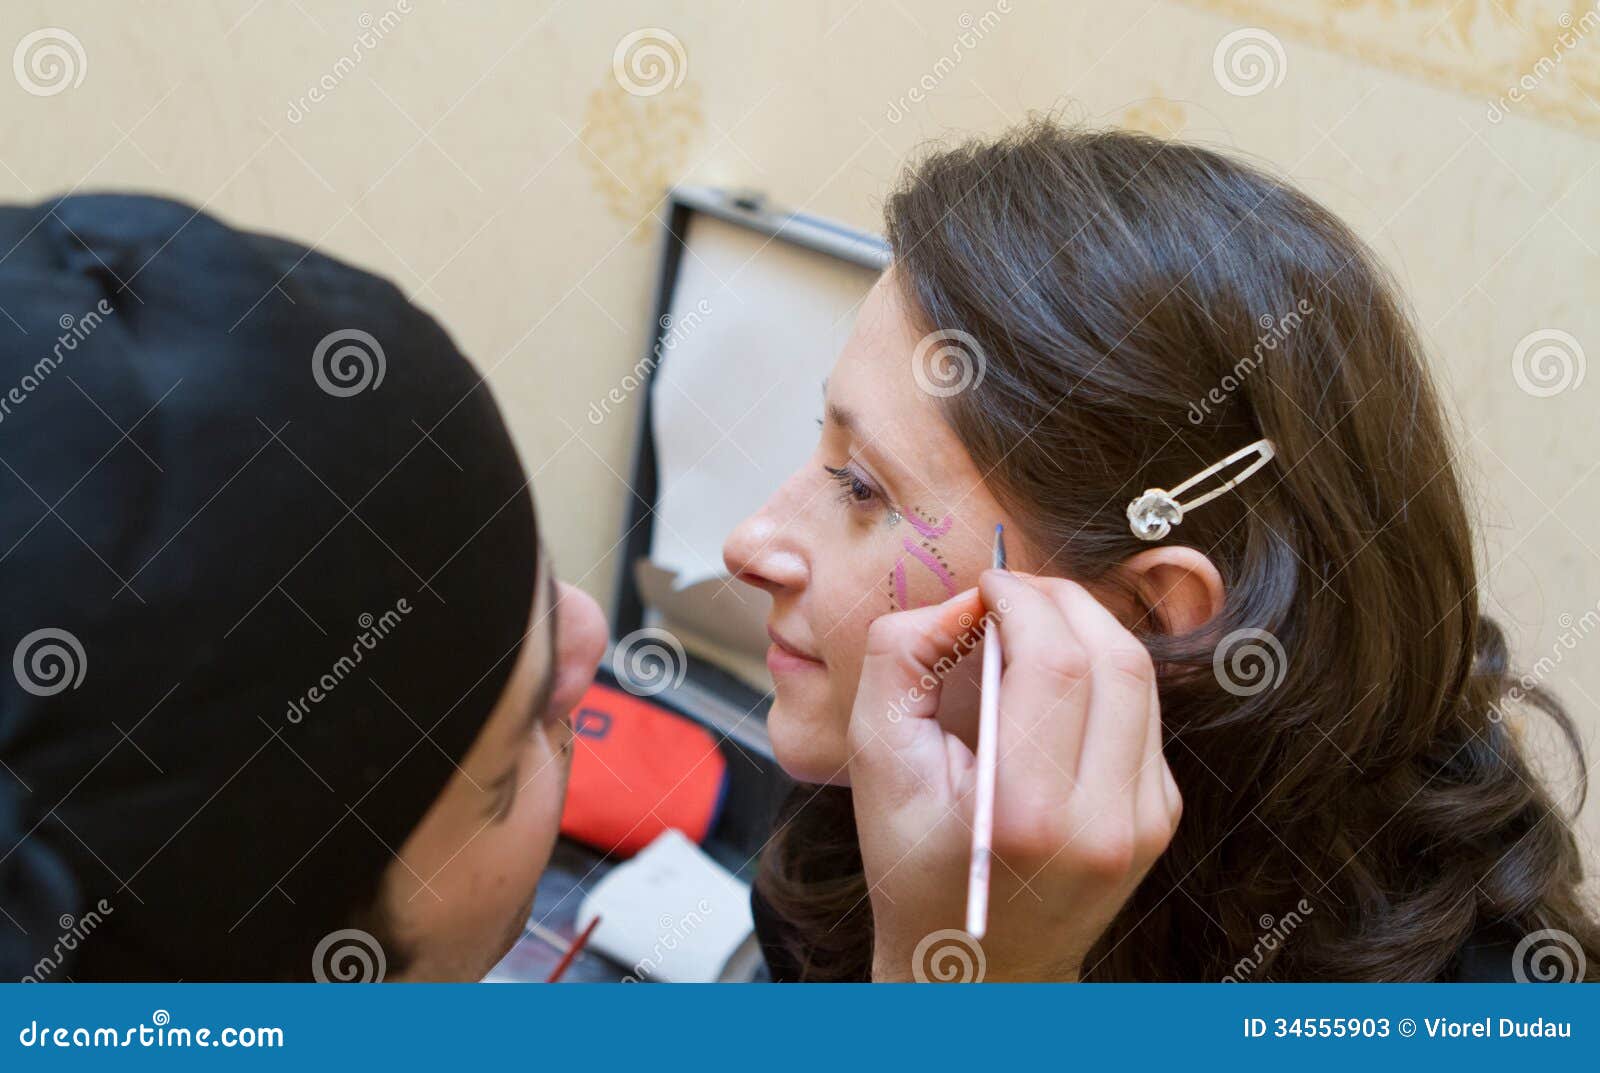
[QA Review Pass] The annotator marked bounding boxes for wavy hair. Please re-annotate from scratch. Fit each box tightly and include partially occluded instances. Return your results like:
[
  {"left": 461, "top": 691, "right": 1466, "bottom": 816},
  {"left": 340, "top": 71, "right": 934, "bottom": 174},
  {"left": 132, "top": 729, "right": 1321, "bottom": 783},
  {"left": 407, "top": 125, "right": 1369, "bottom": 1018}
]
[{"left": 758, "top": 120, "right": 1600, "bottom": 982}]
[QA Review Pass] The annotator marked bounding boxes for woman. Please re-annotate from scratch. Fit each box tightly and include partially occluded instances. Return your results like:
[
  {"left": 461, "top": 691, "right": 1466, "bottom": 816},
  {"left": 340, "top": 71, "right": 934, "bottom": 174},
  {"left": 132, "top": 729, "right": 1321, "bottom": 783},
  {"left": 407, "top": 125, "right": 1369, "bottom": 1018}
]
[
  {"left": 725, "top": 120, "right": 1600, "bottom": 982},
  {"left": 0, "top": 192, "right": 1116, "bottom": 981}
]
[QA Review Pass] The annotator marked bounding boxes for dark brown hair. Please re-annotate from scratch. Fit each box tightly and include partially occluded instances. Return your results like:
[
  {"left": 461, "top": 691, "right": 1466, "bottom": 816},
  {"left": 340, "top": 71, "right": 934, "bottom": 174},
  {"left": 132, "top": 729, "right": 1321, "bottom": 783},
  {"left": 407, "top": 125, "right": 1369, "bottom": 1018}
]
[{"left": 758, "top": 119, "right": 1600, "bottom": 982}]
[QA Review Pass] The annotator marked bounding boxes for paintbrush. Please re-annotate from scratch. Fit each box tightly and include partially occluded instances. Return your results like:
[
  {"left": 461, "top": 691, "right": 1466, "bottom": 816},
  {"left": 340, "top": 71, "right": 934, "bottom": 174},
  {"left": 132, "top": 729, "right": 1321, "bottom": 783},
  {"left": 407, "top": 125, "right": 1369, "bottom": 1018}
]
[
  {"left": 966, "top": 523, "right": 1005, "bottom": 939},
  {"left": 544, "top": 915, "right": 601, "bottom": 983}
]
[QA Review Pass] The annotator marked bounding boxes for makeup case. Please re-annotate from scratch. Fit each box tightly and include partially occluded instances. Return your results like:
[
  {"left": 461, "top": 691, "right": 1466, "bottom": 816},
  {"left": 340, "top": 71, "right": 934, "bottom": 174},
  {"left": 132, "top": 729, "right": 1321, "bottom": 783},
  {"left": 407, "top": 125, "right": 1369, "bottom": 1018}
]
[{"left": 496, "top": 187, "right": 886, "bottom": 981}]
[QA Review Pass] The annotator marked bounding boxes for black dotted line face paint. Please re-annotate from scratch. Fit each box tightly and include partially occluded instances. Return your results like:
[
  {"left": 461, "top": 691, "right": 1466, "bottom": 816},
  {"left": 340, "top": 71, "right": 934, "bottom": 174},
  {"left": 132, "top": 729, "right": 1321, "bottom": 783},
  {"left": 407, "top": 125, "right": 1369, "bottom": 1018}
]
[{"left": 885, "top": 506, "right": 959, "bottom": 611}]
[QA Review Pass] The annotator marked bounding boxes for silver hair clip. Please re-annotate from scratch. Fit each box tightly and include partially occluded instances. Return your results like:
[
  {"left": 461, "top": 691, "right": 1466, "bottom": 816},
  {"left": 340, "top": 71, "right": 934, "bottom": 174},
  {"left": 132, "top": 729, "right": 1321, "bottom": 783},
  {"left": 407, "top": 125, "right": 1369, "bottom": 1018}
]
[{"left": 1127, "top": 439, "right": 1276, "bottom": 541}]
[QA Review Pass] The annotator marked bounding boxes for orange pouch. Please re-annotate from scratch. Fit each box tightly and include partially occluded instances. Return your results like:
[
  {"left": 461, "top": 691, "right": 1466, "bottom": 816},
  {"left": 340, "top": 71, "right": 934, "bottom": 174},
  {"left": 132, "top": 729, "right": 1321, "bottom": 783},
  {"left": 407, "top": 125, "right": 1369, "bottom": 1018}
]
[{"left": 558, "top": 681, "right": 729, "bottom": 855}]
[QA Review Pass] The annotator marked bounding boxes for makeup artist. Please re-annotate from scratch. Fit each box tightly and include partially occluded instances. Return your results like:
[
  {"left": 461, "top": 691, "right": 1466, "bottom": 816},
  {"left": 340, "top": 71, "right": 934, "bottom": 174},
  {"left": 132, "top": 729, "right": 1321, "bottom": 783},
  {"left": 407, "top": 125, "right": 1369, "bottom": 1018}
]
[{"left": 0, "top": 194, "right": 1139, "bottom": 981}]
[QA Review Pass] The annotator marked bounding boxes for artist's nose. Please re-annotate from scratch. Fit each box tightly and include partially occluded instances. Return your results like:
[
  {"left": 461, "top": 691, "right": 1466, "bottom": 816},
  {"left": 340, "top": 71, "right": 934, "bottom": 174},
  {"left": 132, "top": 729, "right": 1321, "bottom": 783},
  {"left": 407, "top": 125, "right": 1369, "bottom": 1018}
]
[
  {"left": 546, "top": 581, "right": 607, "bottom": 723},
  {"left": 723, "top": 472, "right": 809, "bottom": 596}
]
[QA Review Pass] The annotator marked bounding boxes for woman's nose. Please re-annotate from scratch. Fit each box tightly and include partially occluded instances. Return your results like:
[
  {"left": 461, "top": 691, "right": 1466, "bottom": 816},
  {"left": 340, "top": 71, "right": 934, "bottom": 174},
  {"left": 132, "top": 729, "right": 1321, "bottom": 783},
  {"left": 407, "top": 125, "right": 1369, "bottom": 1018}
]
[{"left": 723, "top": 488, "right": 808, "bottom": 596}]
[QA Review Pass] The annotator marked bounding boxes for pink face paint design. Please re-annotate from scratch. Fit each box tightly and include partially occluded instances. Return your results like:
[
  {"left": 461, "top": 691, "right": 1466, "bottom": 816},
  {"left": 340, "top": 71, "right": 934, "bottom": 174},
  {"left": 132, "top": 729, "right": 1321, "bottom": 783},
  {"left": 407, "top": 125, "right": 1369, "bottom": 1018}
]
[
  {"left": 905, "top": 510, "right": 953, "bottom": 539},
  {"left": 902, "top": 538, "right": 957, "bottom": 597},
  {"left": 885, "top": 508, "right": 959, "bottom": 612}
]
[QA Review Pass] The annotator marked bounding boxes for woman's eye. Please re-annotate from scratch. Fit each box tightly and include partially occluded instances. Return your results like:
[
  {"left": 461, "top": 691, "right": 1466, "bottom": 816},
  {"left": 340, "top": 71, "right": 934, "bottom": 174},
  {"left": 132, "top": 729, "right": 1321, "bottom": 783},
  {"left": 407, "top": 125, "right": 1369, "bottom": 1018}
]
[{"left": 823, "top": 464, "right": 878, "bottom": 507}]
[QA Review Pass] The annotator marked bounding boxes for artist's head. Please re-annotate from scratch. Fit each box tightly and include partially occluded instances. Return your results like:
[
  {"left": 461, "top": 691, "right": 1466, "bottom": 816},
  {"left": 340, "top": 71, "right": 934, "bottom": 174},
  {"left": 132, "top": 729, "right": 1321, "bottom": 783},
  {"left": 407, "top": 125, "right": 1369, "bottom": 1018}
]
[
  {"left": 0, "top": 195, "right": 606, "bottom": 982},
  {"left": 734, "top": 120, "right": 1597, "bottom": 981}
]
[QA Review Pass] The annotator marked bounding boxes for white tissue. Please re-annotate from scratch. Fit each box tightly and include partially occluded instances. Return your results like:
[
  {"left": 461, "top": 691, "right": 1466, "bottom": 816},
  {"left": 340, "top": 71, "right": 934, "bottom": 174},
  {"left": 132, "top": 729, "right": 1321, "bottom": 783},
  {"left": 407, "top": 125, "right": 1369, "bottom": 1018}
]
[{"left": 576, "top": 828, "right": 759, "bottom": 983}]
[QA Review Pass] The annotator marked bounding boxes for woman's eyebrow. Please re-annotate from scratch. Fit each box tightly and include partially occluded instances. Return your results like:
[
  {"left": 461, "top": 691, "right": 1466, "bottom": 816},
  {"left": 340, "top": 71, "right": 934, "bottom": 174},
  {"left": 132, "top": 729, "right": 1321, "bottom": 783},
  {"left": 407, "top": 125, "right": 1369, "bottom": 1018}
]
[{"left": 826, "top": 400, "right": 856, "bottom": 433}]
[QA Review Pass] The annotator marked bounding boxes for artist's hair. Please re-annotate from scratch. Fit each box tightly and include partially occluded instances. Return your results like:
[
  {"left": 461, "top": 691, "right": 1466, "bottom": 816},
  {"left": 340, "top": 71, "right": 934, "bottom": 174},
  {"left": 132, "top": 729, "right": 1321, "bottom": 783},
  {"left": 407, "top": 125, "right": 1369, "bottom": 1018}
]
[{"left": 758, "top": 119, "right": 1600, "bottom": 981}]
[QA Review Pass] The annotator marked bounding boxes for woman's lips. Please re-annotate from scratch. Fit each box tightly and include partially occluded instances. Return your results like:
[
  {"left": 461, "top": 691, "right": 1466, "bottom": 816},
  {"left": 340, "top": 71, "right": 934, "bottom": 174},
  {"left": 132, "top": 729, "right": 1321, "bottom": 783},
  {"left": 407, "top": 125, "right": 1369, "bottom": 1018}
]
[{"left": 766, "top": 626, "right": 824, "bottom": 675}]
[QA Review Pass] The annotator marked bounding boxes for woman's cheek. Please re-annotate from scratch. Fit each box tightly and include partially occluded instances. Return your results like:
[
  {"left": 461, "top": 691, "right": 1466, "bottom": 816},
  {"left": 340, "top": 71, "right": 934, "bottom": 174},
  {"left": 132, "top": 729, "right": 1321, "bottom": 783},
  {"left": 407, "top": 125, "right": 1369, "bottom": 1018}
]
[{"left": 881, "top": 506, "right": 961, "bottom": 612}]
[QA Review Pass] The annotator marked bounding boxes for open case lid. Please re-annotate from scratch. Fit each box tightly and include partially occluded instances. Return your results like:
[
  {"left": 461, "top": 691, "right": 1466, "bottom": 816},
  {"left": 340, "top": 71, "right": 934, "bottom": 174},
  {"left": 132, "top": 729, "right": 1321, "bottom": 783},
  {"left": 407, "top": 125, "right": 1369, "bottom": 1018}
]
[{"left": 609, "top": 186, "right": 888, "bottom": 762}]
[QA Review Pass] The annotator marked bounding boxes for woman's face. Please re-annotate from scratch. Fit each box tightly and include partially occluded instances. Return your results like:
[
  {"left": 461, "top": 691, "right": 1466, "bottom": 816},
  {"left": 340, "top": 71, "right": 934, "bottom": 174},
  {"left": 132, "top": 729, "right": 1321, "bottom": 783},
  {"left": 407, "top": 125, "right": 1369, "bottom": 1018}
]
[
  {"left": 723, "top": 272, "right": 1016, "bottom": 784},
  {"left": 380, "top": 551, "right": 607, "bottom": 980}
]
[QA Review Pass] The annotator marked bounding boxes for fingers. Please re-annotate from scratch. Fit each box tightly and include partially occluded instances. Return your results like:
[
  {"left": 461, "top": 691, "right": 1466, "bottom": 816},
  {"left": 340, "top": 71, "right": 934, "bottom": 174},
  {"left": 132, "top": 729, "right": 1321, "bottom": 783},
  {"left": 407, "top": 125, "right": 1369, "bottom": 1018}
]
[
  {"left": 1033, "top": 578, "right": 1179, "bottom": 881},
  {"left": 847, "top": 587, "right": 986, "bottom": 800},
  {"left": 1134, "top": 675, "right": 1179, "bottom": 853},
  {"left": 976, "top": 572, "right": 1174, "bottom": 871},
  {"left": 1041, "top": 580, "right": 1156, "bottom": 802},
  {"left": 978, "top": 571, "right": 1092, "bottom": 809}
]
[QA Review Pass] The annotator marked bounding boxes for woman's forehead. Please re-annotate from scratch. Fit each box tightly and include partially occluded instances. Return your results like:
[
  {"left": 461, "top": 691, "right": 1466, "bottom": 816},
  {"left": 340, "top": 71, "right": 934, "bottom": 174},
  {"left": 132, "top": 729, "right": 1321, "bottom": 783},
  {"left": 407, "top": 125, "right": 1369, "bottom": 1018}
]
[{"left": 829, "top": 345, "right": 980, "bottom": 499}]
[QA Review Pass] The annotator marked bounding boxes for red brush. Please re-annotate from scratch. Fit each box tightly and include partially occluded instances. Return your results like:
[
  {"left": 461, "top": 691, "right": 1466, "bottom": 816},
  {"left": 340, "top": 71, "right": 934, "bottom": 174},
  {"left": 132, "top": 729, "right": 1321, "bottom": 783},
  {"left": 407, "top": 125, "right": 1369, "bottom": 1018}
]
[{"left": 544, "top": 915, "right": 601, "bottom": 983}]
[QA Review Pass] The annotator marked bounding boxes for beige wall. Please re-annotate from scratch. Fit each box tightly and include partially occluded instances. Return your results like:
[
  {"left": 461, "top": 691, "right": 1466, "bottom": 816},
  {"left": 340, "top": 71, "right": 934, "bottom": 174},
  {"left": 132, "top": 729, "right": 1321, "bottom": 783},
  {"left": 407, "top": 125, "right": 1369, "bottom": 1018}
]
[{"left": 5, "top": 1, "right": 1597, "bottom": 863}]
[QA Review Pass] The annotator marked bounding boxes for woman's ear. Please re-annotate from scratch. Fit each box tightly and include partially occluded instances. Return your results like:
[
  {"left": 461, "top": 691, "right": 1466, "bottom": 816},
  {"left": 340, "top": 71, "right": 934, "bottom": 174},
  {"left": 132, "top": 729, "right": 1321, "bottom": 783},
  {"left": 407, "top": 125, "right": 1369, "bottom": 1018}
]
[{"left": 1119, "top": 546, "right": 1226, "bottom": 635}]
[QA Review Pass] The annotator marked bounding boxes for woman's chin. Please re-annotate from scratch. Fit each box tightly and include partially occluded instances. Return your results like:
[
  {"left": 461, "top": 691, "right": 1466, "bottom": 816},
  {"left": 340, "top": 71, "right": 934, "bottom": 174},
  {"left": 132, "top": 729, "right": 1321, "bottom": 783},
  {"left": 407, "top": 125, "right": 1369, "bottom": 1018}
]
[{"left": 767, "top": 697, "right": 852, "bottom": 786}]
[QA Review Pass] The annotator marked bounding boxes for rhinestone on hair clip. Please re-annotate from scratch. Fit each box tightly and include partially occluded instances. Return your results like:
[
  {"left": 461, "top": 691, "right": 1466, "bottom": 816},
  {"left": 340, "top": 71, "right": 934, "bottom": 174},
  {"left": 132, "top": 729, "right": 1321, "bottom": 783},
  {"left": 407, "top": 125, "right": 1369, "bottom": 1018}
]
[{"left": 1127, "top": 439, "right": 1276, "bottom": 541}]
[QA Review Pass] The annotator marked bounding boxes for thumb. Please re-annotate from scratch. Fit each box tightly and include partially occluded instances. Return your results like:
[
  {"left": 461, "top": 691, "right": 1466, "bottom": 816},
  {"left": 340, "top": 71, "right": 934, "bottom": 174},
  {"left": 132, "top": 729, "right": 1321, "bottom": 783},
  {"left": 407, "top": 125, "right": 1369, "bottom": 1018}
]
[{"left": 847, "top": 587, "right": 986, "bottom": 800}]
